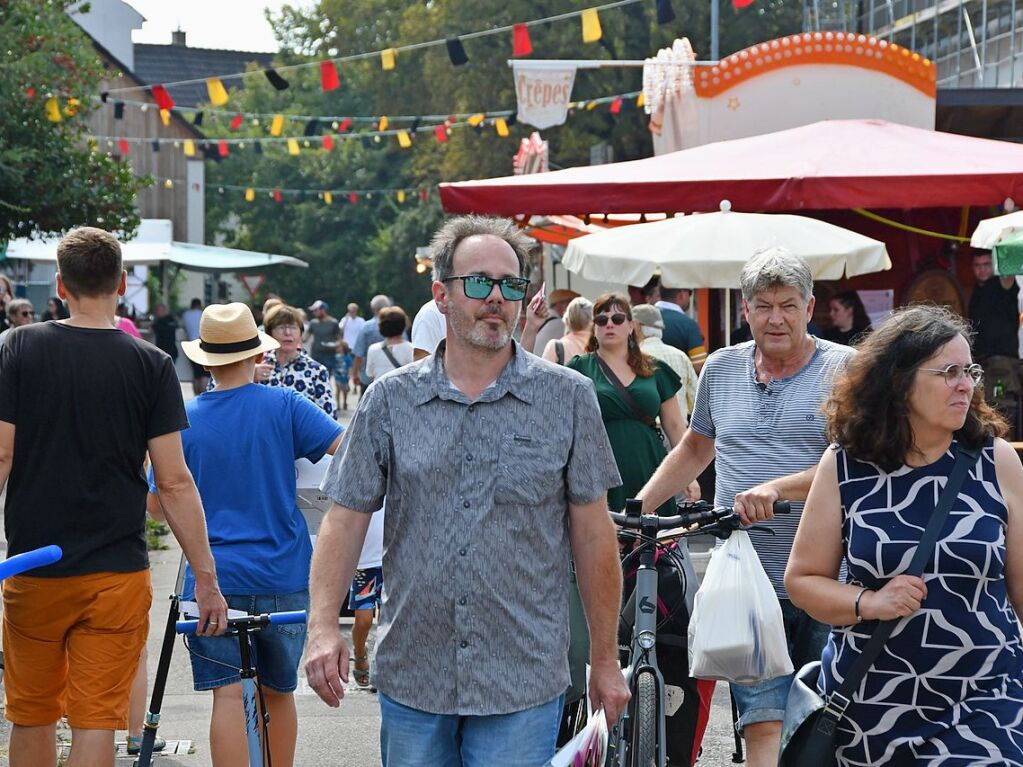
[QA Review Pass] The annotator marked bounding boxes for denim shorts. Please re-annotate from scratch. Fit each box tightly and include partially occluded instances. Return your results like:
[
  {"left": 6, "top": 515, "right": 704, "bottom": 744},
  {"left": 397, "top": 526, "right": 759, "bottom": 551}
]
[
  {"left": 730, "top": 598, "right": 830, "bottom": 732},
  {"left": 186, "top": 591, "right": 308, "bottom": 693}
]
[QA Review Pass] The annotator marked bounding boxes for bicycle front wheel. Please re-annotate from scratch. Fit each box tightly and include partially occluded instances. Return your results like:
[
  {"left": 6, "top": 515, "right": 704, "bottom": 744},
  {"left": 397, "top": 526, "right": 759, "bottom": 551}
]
[{"left": 631, "top": 670, "right": 658, "bottom": 767}]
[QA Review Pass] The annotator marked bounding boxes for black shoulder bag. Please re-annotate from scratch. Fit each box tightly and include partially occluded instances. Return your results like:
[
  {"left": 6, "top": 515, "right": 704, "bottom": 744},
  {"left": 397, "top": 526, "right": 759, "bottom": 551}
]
[
  {"left": 382, "top": 345, "right": 403, "bottom": 370},
  {"left": 778, "top": 443, "right": 979, "bottom": 766},
  {"left": 595, "top": 355, "right": 657, "bottom": 428}
]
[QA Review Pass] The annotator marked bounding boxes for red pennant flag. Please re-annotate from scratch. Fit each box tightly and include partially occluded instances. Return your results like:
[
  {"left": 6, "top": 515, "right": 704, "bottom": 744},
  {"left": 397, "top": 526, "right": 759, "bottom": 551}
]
[
  {"left": 435, "top": 125, "right": 448, "bottom": 143},
  {"left": 609, "top": 96, "right": 623, "bottom": 114},
  {"left": 513, "top": 24, "right": 533, "bottom": 56},
  {"left": 151, "top": 85, "right": 174, "bottom": 111},
  {"left": 118, "top": 138, "right": 130, "bottom": 155},
  {"left": 733, "top": 0, "right": 755, "bottom": 8},
  {"left": 218, "top": 140, "right": 229, "bottom": 157},
  {"left": 274, "top": 189, "right": 283, "bottom": 203},
  {"left": 320, "top": 61, "right": 340, "bottom": 91},
  {"left": 322, "top": 134, "right": 335, "bottom": 150},
  {"left": 348, "top": 192, "right": 358, "bottom": 204},
  {"left": 338, "top": 117, "right": 352, "bottom": 132},
  {"left": 421, "top": 188, "right": 428, "bottom": 201},
  {"left": 25, "top": 86, "right": 35, "bottom": 99},
  {"left": 229, "top": 113, "right": 244, "bottom": 131}
]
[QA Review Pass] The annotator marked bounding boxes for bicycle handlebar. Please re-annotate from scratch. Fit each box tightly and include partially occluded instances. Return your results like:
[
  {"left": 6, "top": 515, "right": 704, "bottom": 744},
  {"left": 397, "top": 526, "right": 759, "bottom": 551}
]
[
  {"left": 0, "top": 545, "right": 62, "bottom": 581},
  {"left": 175, "top": 610, "right": 307, "bottom": 635},
  {"left": 610, "top": 500, "right": 790, "bottom": 532}
]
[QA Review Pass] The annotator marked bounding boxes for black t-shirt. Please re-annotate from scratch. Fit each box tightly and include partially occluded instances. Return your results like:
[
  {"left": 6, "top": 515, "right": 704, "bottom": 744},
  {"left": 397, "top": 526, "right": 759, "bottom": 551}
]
[
  {"left": 969, "top": 279, "right": 1020, "bottom": 358},
  {"left": 152, "top": 314, "right": 179, "bottom": 359},
  {"left": 0, "top": 322, "right": 189, "bottom": 576}
]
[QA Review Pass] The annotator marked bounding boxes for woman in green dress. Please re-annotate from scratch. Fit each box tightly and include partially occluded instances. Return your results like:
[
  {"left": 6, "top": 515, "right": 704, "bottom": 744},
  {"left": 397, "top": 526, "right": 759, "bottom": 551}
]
[{"left": 569, "top": 293, "right": 688, "bottom": 516}]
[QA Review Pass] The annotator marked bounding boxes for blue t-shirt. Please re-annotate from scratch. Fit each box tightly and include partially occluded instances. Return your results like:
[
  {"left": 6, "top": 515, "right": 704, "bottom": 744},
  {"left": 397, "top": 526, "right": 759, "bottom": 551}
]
[{"left": 154, "top": 384, "right": 342, "bottom": 597}]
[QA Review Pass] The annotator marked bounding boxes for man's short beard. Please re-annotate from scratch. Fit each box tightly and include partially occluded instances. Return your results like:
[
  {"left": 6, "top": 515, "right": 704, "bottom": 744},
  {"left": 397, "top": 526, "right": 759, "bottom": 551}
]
[{"left": 449, "top": 302, "right": 512, "bottom": 352}]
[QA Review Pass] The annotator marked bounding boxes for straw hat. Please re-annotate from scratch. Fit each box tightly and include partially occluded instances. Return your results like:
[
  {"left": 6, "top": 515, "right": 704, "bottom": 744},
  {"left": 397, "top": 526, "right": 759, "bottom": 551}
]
[{"left": 181, "top": 303, "right": 279, "bottom": 367}]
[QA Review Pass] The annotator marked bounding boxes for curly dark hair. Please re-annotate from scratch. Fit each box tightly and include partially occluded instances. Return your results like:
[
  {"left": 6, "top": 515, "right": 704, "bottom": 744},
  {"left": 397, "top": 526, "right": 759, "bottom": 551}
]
[
  {"left": 824, "top": 304, "right": 1006, "bottom": 471},
  {"left": 586, "top": 292, "right": 656, "bottom": 378}
]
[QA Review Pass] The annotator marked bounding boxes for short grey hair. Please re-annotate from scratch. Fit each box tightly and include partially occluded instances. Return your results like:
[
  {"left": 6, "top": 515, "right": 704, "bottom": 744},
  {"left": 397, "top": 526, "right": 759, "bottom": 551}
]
[
  {"left": 6, "top": 298, "right": 32, "bottom": 321},
  {"left": 739, "top": 246, "right": 813, "bottom": 304},
  {"left": 640, "top": 325, "right": 662, "bottom": 339},
  {"left": 370, "top": 294, "right": 391, "bottom": 313},
  {"left": 563, "top": 297, "right": 593, "bottom": 332},
  {"left": 430, "top": 215, "right": 533, "bottom": 282}
]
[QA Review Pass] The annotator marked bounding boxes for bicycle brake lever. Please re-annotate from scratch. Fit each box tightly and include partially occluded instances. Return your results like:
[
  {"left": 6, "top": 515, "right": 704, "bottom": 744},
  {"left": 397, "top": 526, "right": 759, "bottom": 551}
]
[{"left": 745, "top": 524, "right": 776, "bottom": 536}]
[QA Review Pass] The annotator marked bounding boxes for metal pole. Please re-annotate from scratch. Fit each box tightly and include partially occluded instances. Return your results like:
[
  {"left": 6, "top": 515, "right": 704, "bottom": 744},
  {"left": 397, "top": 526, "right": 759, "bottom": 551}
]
[
  {"left": 957, "top": 0, "right": 964, "bottom": 83},
  {"left": 711, "top": 0, "right": 720, "bottom": 61},
  {"left": 1011, "top": 0, "right": 1018, "bottom": 84},
  {"left": 981, "top": 0, "right": 989, "bottom": 84}
]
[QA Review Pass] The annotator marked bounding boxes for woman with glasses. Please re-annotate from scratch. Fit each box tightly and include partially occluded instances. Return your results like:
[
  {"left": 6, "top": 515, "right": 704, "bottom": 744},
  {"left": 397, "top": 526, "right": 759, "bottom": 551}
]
[
  {"left": 568, "top": 292, "right": 688, "bottom": 517},
  {"left": 258, "top": 304, "right": 336, "bottom": 419},
  {"left": 786, "top": 305, "right": 1023, "bottom": 765}
]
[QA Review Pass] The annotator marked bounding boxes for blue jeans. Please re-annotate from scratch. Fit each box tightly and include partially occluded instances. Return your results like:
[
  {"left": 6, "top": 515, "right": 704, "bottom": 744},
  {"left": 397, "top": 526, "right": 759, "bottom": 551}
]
[
  {"left": 730, "top": 598, "right": 830, "bottom": 732},
  {"left": 379, "top": 692, "right": 564, "bottom": 767}
]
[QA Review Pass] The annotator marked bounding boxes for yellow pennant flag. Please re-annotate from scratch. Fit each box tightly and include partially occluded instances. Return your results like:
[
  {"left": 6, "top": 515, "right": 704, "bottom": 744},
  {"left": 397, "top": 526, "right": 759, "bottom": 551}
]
[
  {"left": 287, "top": 138, "right": 300, "bottom": 155},
  {"left": 381, "top": 48, "right": 397, "bottom": 70},
  {"left": 397, "top": 131, "right": 412, "bottom": 148},
  {"left": 45, "top": 97, "right": 62, "bottom": 122},
  {"left": 160, "top": 108, "right": 171, "bottom": 126},
  {"left": 586, "top": 100, "right": 598, "bottom": 111},
  {"left": 270, "top": 114, "right": 284, "bottom": 137},
  {"left": 494, "top": 118, "right": 509, "bottom": 137},
  {"left": 378, "top": 116, "right": 389, "bottom": 132},
  {"left": 206, "top": 78, "right": 229, "bottom": 106},
  {"left": 397, "top": 190, "right": 406, "bottom": 203},
  {"left": 183, "top": 140, "right": 196, "bottom": 157},
  {"left": 467, "top": 113, "right": 485, "bottom": 127},
  {"left": 245, "top": 188, "right": 255, "bottom": 202},
  {"left": 581, "top": 8, "right": 602, "bottom": 42},
  {"left": 636, "top": 92, "right": 646, "bottom": 108},
  {"left": 324, "top": 191, "right": 333, "bottom": 205},
  {"left": 64, "top": 98, "right": 80, "bottom": 117}
]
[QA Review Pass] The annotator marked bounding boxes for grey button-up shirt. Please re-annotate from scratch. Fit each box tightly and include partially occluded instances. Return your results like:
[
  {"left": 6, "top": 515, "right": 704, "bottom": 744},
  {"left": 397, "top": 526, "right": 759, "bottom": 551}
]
[{"left": 321, "top": 340, "right": 621, "bottom": 715}]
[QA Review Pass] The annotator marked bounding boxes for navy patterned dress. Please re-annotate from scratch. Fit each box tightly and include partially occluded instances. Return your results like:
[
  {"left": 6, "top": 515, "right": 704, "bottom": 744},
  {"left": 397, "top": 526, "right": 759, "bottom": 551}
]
[{"left": 820, "top": 439, "right": 1023, "bottom": 766}]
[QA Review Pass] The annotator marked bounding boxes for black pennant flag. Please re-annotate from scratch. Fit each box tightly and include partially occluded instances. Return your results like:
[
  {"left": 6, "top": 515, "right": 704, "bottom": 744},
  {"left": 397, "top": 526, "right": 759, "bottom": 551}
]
[
  {"left": 304, "top": 118, "right": 320, "bottom": 136},
  {"left": 151, "top": 140, "right": 160, "bottom": 152},
  {"left": 264, "top": 68, "right": 290, "bottom": 90},
  {"left": 192, "top": 111, "right": 204, "bottom": 127},
  {"left": 446, "top": 37, "right": 469, "bottom": 66},
  {"left": 656, "top": 0, "right": 676, "bottom": 23},
  {"left": 113, "top": 101, "right": 124, "bottom": 119},
  {"left": 253, "top": 142, "right": 263, "bottom": 155}
]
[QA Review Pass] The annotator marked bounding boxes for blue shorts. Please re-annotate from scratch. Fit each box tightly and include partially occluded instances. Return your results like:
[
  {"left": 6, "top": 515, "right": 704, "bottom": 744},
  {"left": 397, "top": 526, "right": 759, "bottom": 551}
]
[
  {"left": 186, "top": 591, "right": 308, "bottom": 693},
  {"left": 348, "top": 567, "right": 383, "bottom": 611},
  {"left": 730, "top": 599, "right": 830, "bottom": 732}
]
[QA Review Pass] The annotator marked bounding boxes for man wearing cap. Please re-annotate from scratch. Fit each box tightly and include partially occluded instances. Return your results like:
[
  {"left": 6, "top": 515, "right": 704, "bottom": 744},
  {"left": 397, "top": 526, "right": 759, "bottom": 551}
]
[
  {"left": 0, "top": 227, "right": 228, "bottom": 767},
  {"left": 633, "top": 304, "right": 699, "bottom": 421},
  {"left": 304, "top": 215, "right": 628, "bottom": 766},
  {"left": 305, "top": 299, "right": 341, "bottom": 376},
  {"left": 656, "top": 286, "right": 708, "bottom": 370},
  {"left": 154, "top": 302, "right": 343, "bottom": 766},
  {"left": 527, "top": 288, "right": 580, "bottom": 355}
]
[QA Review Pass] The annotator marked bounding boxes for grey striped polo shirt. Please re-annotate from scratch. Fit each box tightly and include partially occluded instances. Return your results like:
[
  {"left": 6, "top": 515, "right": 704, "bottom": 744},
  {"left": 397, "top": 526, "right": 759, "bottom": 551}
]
[
  {"left": 690, "top": 338, "right": 853, "bottom": 598},
  {"left": 321, "top": 340, "right": 621, "bottom": 715}
]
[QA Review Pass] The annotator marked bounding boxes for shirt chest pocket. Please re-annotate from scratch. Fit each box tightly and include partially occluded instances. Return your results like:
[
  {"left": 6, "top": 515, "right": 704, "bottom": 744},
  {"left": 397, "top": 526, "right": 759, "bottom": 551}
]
[{"left": 493, "top": 434, "right": 566, "bottom": 506}]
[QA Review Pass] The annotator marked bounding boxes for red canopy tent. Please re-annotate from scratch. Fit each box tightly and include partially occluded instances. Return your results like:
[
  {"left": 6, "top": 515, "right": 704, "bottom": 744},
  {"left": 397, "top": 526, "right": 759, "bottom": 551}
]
[{"left": 439, "top": 119, "right": 1023, "bottom": 216}]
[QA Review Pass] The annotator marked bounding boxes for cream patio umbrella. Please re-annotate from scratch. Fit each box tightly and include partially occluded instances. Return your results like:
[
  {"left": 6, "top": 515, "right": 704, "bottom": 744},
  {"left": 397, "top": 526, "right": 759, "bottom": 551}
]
[{"left": 561, "top": 201, "right": 891, "bottom": 289}]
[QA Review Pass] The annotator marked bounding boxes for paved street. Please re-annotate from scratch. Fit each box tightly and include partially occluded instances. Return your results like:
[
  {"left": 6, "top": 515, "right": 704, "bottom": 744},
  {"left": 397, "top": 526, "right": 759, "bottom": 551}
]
[{"left": 0, "top": 387, "right": 751, "bottom": 766}]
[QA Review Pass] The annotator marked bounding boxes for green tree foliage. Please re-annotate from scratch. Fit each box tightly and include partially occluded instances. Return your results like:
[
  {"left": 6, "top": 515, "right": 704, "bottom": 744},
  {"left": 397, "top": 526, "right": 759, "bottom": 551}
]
[
  {"left": 0, "top": 0, "right": 147, "bottom": 241},
  {"left": 205, "top": 0, "right": 801, "bottom": 313}
]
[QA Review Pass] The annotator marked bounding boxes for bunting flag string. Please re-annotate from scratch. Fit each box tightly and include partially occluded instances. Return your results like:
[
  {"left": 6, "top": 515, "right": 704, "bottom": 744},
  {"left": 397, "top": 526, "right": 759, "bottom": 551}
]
[
  {"left": 100, "top": 0, "right": 669, "bottom": 98},
  {"left": 88, "top": 91, "right": 641, "bottom": 157},
  {"left": 144, "top": 173, "right": 433, "bottom": 205}
]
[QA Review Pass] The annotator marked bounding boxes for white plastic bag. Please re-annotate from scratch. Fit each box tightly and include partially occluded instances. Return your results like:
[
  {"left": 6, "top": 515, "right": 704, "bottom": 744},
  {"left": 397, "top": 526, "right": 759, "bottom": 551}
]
[{"left": 688, "top": 530, "right": 793, "bottom": 684}]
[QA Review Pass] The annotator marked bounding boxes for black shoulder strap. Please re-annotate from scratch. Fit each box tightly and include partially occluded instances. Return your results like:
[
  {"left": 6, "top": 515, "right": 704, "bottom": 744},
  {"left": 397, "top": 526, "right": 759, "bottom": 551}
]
[
  {"left": 813, "top": 443, "right": 980, "bottom": 734},
  {"left": 382, "top": 345, "right": 402, "bottom": 369},
  {"left": 555, "top": 340, "right": 565, "bottom": 366},
  {"left": 595, "top": 354, "right": 657, "bottom": 428}
]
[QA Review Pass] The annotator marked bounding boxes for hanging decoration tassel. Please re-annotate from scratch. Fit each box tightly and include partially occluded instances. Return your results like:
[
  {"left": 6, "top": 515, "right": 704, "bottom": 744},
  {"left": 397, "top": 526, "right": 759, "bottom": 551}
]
[
  {"left": 206, "top": 78, "right": 229, "bottom": 106},
  {"left": 581, "top": 8, "right": 602, "bottom": 43},
  {"left": 512, "top": 24, "right": 533, "bottom": 56},
  {"left": 320, "top": 61, "right": 341, "bottom": 91}
]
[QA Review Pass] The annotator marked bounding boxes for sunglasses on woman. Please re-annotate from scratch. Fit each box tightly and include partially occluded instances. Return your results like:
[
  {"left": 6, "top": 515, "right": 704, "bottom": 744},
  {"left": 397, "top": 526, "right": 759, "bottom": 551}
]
[
  {"left": 594, "top": 313, "right": 628, "bottom": 327},
  {"left": 444, "top": 274, "right": 530, "bottom": 301}
]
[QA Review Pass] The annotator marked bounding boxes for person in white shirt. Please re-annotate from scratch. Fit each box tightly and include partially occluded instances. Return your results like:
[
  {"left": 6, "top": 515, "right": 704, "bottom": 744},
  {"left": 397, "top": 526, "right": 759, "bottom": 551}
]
[
  {"left": 365, "top": 307, "right": 414, "bottom": 380},
  {"left": 632, "top": 304, "right": 699, "bottom": 422},
  {"left": 339, "top": 303, "right": 366, "bottom": 350},
  {"left": 411, "top": 298, "right": 445, "bottom": 361}
]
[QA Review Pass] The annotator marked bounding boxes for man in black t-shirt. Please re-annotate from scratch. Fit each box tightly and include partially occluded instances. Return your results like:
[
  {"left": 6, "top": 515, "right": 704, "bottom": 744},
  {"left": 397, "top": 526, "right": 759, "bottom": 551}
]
[
  {"left": 0, "top": 227, "right": 227, "bottom": 766},
  {"left": 969, "top": 252, "right": 1020, "bottom": 359},
  {"left": 151, "top": 302, "right": 179, "bottom": 360}
]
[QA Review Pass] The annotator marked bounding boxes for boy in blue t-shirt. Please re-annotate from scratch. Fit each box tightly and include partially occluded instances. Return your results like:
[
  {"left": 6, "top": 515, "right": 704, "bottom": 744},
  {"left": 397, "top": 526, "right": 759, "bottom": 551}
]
[
  {"left": 149, "top": 303, "right": 342, "bottom": 767},
  {"left": 334, "top": 340, "right": 354, "bottom": 410}
]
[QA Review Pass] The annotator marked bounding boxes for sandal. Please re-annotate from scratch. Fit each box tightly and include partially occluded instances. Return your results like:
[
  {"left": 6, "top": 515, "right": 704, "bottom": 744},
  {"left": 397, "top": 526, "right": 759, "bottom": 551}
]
[
  {"left": 352, "top": 655, "right": 370, "bottom": 687},
  {"left": 126, "top": 734, "right": 166, "bottom": 755}
]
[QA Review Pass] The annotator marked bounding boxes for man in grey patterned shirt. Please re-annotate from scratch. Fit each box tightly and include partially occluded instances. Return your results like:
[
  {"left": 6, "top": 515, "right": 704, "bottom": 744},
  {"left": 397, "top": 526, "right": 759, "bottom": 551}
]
[{"left": 305, "top": 215, "right": 629, "bottom": 766}]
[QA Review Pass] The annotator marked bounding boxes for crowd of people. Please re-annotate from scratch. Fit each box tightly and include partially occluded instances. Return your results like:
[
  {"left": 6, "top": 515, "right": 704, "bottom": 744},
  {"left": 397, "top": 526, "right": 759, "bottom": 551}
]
[{"left": 0, "top": 215, "right": 1022, "bottom": 767}]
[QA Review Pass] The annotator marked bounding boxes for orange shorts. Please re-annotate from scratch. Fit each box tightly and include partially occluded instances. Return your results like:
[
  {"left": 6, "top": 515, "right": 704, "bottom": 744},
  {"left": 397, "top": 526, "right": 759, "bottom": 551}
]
[{"left": 3, "top": 569, "right": 151, "bottom": 729}]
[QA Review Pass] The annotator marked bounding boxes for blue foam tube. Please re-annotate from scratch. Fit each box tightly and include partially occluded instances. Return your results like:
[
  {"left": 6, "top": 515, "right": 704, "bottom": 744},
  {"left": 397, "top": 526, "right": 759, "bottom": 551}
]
[{"left": 0, "top": 545, "right": 62, "bottom": 581}]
